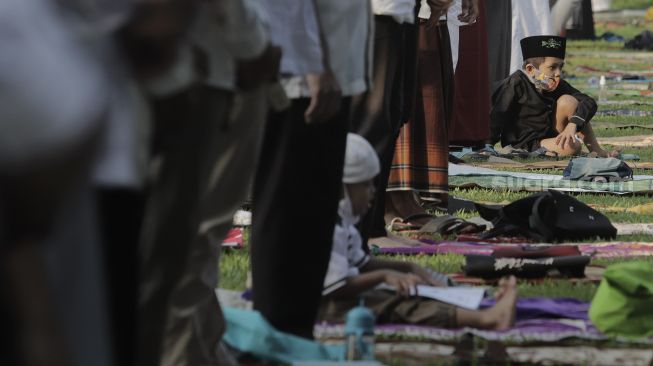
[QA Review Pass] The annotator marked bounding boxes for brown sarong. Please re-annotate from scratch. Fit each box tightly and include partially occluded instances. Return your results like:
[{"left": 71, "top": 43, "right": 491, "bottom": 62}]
[
  {"left": 388, "top": 19, "right": 454, "bottom": 194},
  {"left": 449, "top": 0, "right": 491, "bottom": 146},
  {"left": 319, "top": 290, "right": 457, "bottom": 328}
]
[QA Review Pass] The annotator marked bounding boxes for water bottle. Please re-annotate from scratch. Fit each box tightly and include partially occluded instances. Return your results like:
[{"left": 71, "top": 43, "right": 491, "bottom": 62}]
[
  {"left": 598, "top": 75, "right": 608, "bottom": 104},
  {"left": 344, "top": 299, "right": 375, "bottom": 361}
]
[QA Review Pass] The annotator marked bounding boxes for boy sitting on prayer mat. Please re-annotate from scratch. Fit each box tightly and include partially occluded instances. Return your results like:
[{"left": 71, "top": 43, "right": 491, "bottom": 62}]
[
  {"left": 490, "top": 35, "right": 616, "bottom": 157},
  {"left": 318, "top": 133, "right": 517, "bottom": 330}
]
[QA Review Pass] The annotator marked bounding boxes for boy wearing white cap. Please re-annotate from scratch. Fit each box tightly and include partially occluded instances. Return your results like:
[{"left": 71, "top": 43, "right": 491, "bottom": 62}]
[{"left": 320, "top": 133, "right": 518, "bottom": 330}]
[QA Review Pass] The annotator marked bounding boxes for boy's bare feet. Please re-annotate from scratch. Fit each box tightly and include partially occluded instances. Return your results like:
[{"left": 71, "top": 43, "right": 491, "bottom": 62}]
[
  {"left": 590, "top": 149, "right": 620, "bottom": 158},
  {"left": 481, "top": 276, "right": 517, "bottom": 330}
]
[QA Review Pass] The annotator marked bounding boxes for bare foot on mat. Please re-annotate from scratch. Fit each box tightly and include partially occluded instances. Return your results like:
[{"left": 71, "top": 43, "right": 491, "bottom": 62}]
[{"left": 482, "top": 276, "right": 518, "bottom": 330}]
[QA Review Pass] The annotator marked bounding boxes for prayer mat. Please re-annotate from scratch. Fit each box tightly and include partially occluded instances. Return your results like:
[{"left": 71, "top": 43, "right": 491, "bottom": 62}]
[
  {"left": 596, "top": 202, "right": 653, "bottom": 215},
  {"left": 595, "top": 109, "right": 653, "bottom": 117},
  {"left": 374, "top": 342, "right": 653, "bottom": 366},
  {"left": 613, "top": 223, "right": 653, "bottom": 235},
  {"left": 222, "top": 227, "right": 244, "bottom": 248},
  {"left": 597, "top": 134, "right": 653, "bottom": 147},
  {"left": 472, "top": 159, "right": 653, "bottom": 170},
  {"left": 448, "top": 163, "right": 653, "bottom": 194},
  {"left": 315, "top": 319, "right": 653, "bottom": 345},
  {"left": 374, "top": 240, "right": 653, "bottom": 258},
  {"left": 601, "top": 100, "right": 653, "bottom": 106},
  {"left": 451, "top": 265, "right": 605, "bottom": 285},
  {"left": 592, "top": 122, "right": 653, "bottom": 131}
]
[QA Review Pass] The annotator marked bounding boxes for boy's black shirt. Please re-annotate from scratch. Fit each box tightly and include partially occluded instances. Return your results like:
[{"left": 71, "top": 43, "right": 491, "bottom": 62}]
[{"left": 490, "top": 70, "right": 598, "bottom": 151}]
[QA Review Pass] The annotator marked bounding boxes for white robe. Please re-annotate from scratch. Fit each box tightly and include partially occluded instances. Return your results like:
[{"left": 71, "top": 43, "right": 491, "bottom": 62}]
[{"left": 509, "top": 0, "right": 553, "bottom": 74}]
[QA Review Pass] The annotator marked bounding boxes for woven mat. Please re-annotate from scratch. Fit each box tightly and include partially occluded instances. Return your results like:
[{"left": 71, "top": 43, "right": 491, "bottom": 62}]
[{"left": 374, "top": 342, "right": 653, "bottom": 366}]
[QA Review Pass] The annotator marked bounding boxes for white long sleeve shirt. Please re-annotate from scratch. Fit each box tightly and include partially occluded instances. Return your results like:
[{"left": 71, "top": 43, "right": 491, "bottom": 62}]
[
  {"left": 372, "top": 0, "right": 416, "bottom": 24},
  {"left": 280, "top": 0, "right": 373, "bottom": 98},
  {"left": 323, "top": 196, "right": 371, "bottom": 295},
  {"left": 191, "top": 0, "right": 270, "bottom": 90}
]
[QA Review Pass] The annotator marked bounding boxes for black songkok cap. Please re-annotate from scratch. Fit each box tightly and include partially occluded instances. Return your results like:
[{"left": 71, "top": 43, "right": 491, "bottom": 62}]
[{"left": 520, "top": 35, "right": 566, "bottom": 60}]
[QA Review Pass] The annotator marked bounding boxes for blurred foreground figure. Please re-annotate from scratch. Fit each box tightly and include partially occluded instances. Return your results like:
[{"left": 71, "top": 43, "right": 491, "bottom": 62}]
[
  {"left": 135, "top": 0, "right": 280, "bottom": 364},
  {"left": 0, "top": 0, "right": 112, "bottom": 365}
]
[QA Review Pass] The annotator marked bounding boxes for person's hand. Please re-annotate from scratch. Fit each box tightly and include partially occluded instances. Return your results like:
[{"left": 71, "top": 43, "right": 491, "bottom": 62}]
[
  {"left": 383, "top": 270, "right": 423, "bottom": 296},
  {"left": 304, "top": 70, "right": 341, "bottom": 124},
  {"left": 236, "top": 44, "right": 282, "bottom": 91},
  {"left": 410, "top": 264, "right": 447, "bottom": 287},
  {"left": 458, "top": 0, "right": 479, "bottom": 24},
  {"left": 119, "top": 0, "right": 197, "bottom": 80},
  {"left": 556, "top": 123, "right": 579, "bottom": 150},
  {"left": 426, "top": 0, "right": 454, "bottom": 19}
]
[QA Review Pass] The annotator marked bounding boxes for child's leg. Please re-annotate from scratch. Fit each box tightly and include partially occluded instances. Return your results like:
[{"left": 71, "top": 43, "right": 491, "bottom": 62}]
[
  {"left": 455, "top": 276, "right": 517, "bottom": 330},
  {"left": 539, "top": 95, "right": 582, "bottom": 156},
  {"left": 577, "top": 123, "right": 619, "bottom": 158}
]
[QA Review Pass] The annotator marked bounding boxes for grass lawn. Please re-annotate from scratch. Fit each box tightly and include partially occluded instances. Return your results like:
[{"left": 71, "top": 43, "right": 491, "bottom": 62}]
[{"left": 218, "top": 10, "right": 653, "bottom": 365}]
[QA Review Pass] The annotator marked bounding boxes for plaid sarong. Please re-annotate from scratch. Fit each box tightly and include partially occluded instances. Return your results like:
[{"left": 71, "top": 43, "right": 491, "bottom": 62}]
[{"left": 388, "top": 19, "right": 453, "bottom": 194}]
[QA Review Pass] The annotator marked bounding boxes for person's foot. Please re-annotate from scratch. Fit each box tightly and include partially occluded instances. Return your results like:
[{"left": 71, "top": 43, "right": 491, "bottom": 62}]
[
  {"left": 481, "top": 276, "right": 517, "bottom": 330},
  {"left": 385, "top": 191, "right": 433, "bottom": 226},
  {"left": 590, "top": 148, "right": 620, "bottom": 158}
]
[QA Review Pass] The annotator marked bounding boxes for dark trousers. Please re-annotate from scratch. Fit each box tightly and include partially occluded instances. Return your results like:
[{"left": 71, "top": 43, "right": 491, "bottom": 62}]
[
  {"left": 251, "top": 98, "right": 349, "bottom": 338},
  {"left": 138, "top": 87, "right": 233, "bottom": 366},
  {"left": 485, "top": 0, "right": 512, "bottom": 93},
  {"left": 350, "top": 16, "right": 418, "bottom": 243},
  {"left": 97, "top": 188, "right": 144, "bottom": 366}
]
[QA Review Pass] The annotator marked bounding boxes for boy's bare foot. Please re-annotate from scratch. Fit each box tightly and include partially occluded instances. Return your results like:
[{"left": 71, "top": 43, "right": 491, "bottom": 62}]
[
  {"left": 493, "top": 276, "right": 513, "bottom": 300},
  {"left": 481, "top": 276, "right": 517, "bottom": 330},
  {"left": 590, "top": 149, "right": 620, "bottom": 158}
]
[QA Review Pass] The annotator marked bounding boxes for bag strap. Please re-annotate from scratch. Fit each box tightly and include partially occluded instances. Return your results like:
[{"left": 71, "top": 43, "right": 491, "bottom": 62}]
[{"left": 529, "top": 192, "right": 556, "bottom": 242}]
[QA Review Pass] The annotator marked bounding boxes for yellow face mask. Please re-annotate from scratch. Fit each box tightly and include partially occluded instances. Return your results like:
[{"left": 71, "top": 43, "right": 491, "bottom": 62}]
[{"left": 530, "top": 67, "right": 560, "bottom": 92}]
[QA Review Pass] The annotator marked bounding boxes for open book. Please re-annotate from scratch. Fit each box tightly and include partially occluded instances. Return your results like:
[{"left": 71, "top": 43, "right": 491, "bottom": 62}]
[{"left": 376, "top": 284, "right": 486, "bottom": 310}]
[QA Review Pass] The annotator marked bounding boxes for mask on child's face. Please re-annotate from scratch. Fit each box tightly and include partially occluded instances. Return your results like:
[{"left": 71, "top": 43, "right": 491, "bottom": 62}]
[{"left": 528, "top": 67, "right": 560, "bottom": 92}]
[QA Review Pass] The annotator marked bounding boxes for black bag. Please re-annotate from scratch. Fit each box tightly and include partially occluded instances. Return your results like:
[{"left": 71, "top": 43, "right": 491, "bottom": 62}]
[
  {"left": 475, "top": 190, "right": 617, "bottom": 242},
  {"left": 625, "top": 30, "right": 653, "bottom": 51}
]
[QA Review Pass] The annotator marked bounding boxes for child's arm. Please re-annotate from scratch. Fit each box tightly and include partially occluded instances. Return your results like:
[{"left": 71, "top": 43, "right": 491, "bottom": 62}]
[
  {"left": 362, "top": 257, "right": 447, "bottom": 286},
  {"left": 489, "top": 77, "right": 520, "bottom": 145},
  {"left": 557, "top": 80, "right": 598, "bottom": 131},
  {"left": 328, "top": 269, "right": 422, "bottom": 299}
]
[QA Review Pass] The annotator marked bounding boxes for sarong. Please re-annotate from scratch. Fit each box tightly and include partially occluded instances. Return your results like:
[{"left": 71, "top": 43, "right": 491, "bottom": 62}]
[{"left": 388, "top": 19, "right": 453, "bottom": 194}]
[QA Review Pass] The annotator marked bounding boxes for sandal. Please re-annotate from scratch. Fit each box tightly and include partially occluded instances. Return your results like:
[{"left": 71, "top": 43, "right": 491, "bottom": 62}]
[
  {"left": 386, "top": 213, "right": 434, "bottom": 231},
  {"left": 419, "top": 215, "right": 486, "bottom": 235}
]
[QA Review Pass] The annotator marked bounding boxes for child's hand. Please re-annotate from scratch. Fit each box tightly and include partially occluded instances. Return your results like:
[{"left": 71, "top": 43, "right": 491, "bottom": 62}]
[
  {"left": 556, "top": 123, "right": 579, "bottom": 150},
  {"left": 410, "top": 264, "right": 447, "bottom": 287},
  {"left": 383, "top": 270, "right": 422, "bottom": 296}
]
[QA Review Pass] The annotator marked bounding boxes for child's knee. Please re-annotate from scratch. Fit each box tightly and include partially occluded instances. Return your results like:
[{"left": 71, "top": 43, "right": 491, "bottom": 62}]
[
  {"left": 556, "top": 94, "right": 578, "bottom": 113},
  {"left": 559, "top": 141, "right": 582, "bottom": 156}
]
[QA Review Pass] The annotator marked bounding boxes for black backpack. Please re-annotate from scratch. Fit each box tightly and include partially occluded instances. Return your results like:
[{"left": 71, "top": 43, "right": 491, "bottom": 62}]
[{"left": 475, "top": 190, "right": 617, "bottom": 242}]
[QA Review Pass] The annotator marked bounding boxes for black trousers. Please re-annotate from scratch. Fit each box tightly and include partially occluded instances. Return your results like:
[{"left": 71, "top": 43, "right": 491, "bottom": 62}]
[
  {"left": 350, "top": 16, "right": 418, "bottom": 243},
  {"left": 251, "top": 98, "right": 349, "bottom": 338},
  {"left": 97, "top": 188, "right": 144, "bottom": 366}
]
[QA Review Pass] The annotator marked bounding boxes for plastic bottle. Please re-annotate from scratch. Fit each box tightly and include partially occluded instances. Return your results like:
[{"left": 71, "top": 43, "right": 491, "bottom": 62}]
[
  {"left": 598, "top": 75, "right": 608, "bottom": 103},
  {"left": 344, "top": 299, "right": 375, "bottom": 361}
]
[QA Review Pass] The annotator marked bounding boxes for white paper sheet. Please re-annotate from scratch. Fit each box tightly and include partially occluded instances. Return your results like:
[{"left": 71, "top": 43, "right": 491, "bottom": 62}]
[
  {"left": 377, "top": 284, "right": 486, "bottom": 310},
  {"left": 414, "top": 286, "right": 486, "bottom": 310}
]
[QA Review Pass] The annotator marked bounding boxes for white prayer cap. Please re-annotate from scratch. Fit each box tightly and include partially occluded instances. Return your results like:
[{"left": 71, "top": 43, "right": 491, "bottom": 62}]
[{"left": 343, "top": 133, "right": 380, "bottom": 184}]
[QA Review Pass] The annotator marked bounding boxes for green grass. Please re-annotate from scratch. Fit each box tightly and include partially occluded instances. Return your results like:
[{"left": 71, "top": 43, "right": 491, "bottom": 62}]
[
  {"left": 610, "top": 0, "right": 653, "bottom": 10},
  {"left": 219, "top": 249, "right": 249, "bottom": 290}
]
